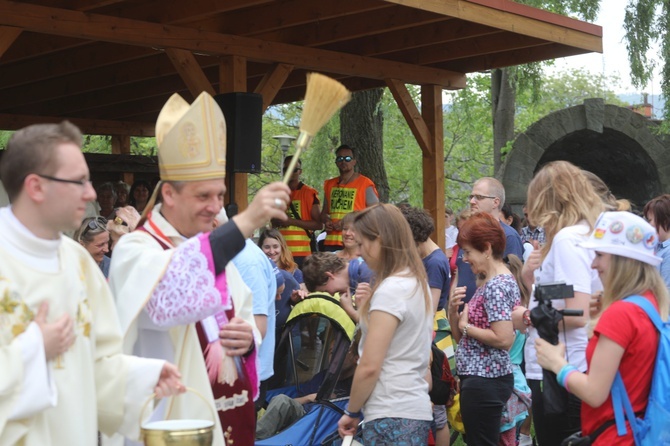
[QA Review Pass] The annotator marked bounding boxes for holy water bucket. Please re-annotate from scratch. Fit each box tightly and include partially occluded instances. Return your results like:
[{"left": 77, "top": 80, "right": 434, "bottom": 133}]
[{"left": 140, "top": 387, "right": 215, "bottom": 446}]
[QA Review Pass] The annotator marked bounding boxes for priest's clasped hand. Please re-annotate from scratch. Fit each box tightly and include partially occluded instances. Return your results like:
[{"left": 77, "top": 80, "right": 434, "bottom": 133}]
[
  {"left": 154, "top": 362, "right": 185, "bottom": 398},
  {"left": 219, "top": 317, "right": 254, "bottom": 356},
  {"left": 35, "top": 301, "right": 76, "bottom": 360}
]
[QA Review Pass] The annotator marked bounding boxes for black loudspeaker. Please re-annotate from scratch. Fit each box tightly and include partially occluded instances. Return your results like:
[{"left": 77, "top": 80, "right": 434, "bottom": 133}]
[{"left": 214, "top": 92, "right": 263, "bottom": 174}]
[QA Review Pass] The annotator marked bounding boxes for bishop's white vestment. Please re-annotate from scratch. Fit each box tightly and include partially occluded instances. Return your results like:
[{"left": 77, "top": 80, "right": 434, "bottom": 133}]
[{"left": 108, "top": 206, "right": 260, "bottom": 446}]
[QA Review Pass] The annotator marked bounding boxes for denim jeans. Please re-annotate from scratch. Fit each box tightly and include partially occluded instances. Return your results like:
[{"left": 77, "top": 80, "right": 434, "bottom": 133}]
[{"left": 459, "top": 374, "right": 514, "bottom": 446}]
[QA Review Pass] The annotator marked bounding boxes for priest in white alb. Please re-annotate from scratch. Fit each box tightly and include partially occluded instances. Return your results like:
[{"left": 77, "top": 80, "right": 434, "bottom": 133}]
[{"left": 0, "top": 121, "right": 185, "bottom": 445}]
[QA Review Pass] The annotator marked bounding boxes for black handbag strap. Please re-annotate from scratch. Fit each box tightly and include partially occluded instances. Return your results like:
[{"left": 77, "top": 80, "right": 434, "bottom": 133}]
[
  {"left": 587, "top": 419, "right": 617, "bottom": 441},
  {"left": 288, "top": 200, "right": 315, "bottom": 240},
  {"left": 586, "top": 410, "right": 642, "bottom": 443}
]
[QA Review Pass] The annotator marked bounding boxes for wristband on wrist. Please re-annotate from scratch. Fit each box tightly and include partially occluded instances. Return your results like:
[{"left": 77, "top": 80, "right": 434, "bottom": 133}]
[
  {"left": 343, "top": 407, "right": 363, "bottom": 418},
  {"left": 522, "top": 309, "right": 532, "bottom": 327},
  {"left": 462, "top": 323, "right": 472, "bottom": 337},
  {"left": 556, "top": 364, "right": 578, "bottom": 391}
]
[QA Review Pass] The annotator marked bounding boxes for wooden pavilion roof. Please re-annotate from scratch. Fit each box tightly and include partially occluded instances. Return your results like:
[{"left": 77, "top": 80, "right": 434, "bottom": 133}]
[{"left": 0, "top": 0, "right": 602, "bottom": 136}]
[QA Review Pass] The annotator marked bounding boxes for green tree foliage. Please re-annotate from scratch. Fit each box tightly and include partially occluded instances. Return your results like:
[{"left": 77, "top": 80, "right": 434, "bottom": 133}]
[
  {"left": 515, "top": 68, "right": 628, "bottom": 130},
  {"left": 444, "top": 68, "right": 626, "bottom": 211},
  {"left": 248, "top": 101, "right": 341, "bottom": 200},
  {"left": 0, "top": 131, "right": 12, "bottom": 149},
  {"left": 253, "top": 68, "right": 625, "bottom": 212},
  {"left": 623, "top": 0, "right": 670, "bottom": 118},
  {"left": 443, "top": 75, "right": 495, "bottom": 211},
  {"left": 517, "top": 0, "right": 598, "bottom": 21}
]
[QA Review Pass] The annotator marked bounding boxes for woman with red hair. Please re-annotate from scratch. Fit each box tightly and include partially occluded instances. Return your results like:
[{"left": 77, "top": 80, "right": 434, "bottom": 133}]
[{"left": 448, "top": 212, "right": 520, "bottom": 445}]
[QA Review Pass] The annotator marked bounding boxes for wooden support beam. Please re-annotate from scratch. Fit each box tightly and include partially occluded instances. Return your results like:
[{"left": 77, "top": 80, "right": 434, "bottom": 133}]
[
  {"left": 386, "top": 78, "right": 433, "bottom": 157},
  {"left": 165, "top": 47, "right": 216, "bottom": 97},
  {"left": 111, "top": 135, "right": 131, "bottom": 154},
  {"left": 0, "top": 113, "right": 155, "bottom": 136},
  {"left": 201, "top": 0, "right": 389, "bottom": 37},
  {"left": 384, "top": 0, "right": 602, "bottom": 52},
  {"left": 104, "top": 0, "right": 273, "bottom": 26},
  {"left": 122, "top": 172, "right": 135, "bottom": 185},
  {"left": 385, "top": 31, "right": 548, "bottom": 65},
  {"left": 219, "top": 55, "right": 249, "bottom": 212},
  {"left": 0, "top": 26, "right": 21, "bottom": 59},
  {"left": 249, "top": 4, "right": 440, "bottom": 48},
  {"left": 322, "top": 20, "right": 499, "bottom": 57},
  {"left": 420, "top": 84, "right": 445, "bottom": 248},
  {"left": 437, "top": 42, "right": 582, "bottom": 73},
  {"left": 0, "top": 1, "right": 466, "bottom": 88},
  {"left": 254, "top": 63, "right": 293, "bottom": 113},
  {"left": 219, "top": 55, "right": 247, "bottom": 94}
]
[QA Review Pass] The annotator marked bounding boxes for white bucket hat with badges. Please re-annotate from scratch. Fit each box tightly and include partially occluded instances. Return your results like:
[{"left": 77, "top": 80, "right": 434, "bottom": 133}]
[{"left": 580, "top": 211, "right": 662, "bottom": 266}]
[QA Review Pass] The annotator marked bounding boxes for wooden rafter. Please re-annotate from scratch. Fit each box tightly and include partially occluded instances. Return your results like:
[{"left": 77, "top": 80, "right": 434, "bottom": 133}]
[
  {"left": 0, "top": 53, "right": 178, "bottom": 110},
  {"left": 321, "top": 20, "right": 500, "bottom": 57},
  {"left": 165, "top": 48, "right": 215, "bottom": 97},
  {"left": 0, "top": 1, "right": 466, "bottom": 88},
  {"left": 0, "top": 43, "right": 158, "bottom": 89},
  {"left": 0, "top": 26, "right": 22, "bottom": 59},
  {"left": 387, "top": 32, "right": 548, "bottom": 65},
  {"left": 384, "top": 0, "right": 602, "bottom": 52},
  {"left": 421, "top": 84, "right": 445, "bottom": 247},
  {"left": 248, "top": 4, "right": 441, "bottom": 47},
  {"left": 96, "top": 0, "right": 274, "bottom": 25},
  {"left": 197, "top": 0, "right": 390, "bottom": 36},
  {"left": 437, "top": 41, "right": 580, "bottom": 73},
  {"left": 254, "top": 63, "right": 294, "bottom": 113},
  {"left": 0, "top": 113, "right": 154, "bottom": 135},
  {"left": 385, "top": 78, "right": 433, "bottom": 157}
]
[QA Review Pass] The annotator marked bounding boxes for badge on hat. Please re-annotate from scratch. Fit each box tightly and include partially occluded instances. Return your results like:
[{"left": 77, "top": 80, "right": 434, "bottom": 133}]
[{"left": 626, "top": 226, "right": 644, "bottom": 244}]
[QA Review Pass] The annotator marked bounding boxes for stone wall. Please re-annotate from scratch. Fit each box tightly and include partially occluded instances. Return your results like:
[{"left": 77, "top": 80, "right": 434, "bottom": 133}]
[{"left": 499, "top": 99, "right": 670, "bottom": 211}]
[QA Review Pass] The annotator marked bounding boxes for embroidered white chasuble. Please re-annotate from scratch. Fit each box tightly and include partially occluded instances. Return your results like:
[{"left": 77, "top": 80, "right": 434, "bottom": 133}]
[
  {"left": 0, "top": 208, "right": 164, "bottom": 446},
  {"left": 108, "top": 206, "right": 258, "bottom": 446}
]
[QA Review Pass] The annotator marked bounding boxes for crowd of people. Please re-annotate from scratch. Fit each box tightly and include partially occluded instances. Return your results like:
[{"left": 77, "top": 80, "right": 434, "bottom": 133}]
[{"left": 0, "top": 89, "right": 667, "bottom": 446}]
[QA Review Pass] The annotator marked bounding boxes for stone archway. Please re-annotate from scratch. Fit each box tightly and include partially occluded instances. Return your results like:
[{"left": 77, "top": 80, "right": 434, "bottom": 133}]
[{"left": 500, "top": 98, "right": 670, "bottom": 211}]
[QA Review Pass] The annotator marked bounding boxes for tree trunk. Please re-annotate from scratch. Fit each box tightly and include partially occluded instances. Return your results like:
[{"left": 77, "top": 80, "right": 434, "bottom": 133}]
[
  {"left": 340, "top": 88, "right": 389, "bottom": 202},
  {"left": 491, "top": 68, "right": 516, "bottom": 176}
]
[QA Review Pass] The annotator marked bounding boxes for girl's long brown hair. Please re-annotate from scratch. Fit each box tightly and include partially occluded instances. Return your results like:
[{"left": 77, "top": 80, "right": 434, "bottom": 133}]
[{"left": 353, "top": 204, "right": 431, "bottom": 323}]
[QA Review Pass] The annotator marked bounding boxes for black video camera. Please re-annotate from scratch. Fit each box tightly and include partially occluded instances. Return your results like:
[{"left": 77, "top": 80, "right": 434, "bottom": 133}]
[{"left": 530, "top": 282, "right": 583, "bottom": 345}]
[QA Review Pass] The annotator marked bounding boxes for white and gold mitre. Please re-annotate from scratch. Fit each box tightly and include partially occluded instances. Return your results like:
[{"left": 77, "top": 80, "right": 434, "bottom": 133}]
[{"left": 155, "top": 91, "right": 227, "bottom": 181}]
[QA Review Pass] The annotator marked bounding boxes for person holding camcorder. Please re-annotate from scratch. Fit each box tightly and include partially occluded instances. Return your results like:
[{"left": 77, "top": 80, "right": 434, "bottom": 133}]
[
  {"left": 512, "top": 162, "right": 604, "bottom": 446},
  {"left": 535, "top": 211, "right": 668, "bottom": 445}
]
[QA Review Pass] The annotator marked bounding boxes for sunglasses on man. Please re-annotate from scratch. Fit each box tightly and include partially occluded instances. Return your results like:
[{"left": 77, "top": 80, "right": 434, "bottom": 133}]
[{"left": 335, "top": 155, "right": 353, "bottom": 163}]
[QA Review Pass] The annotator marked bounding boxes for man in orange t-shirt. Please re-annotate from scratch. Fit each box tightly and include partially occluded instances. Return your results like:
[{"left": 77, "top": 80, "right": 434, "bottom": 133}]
[
  {"left": 273, "top": 156, "right": 322, "bottom": 268},
  {"left": 320, "top": 145, "right": 379, "bottom": 251}
]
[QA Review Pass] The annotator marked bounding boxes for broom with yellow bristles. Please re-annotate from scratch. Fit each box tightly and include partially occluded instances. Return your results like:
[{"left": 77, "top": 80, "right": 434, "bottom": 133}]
[{"left": 282, "top": 73, "right": 352, "bottom": 184}]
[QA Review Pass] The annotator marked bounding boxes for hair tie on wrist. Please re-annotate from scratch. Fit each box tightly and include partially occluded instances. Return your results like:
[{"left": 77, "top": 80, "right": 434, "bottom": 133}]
[
  {"left": 556, "top": 364, "right": 578, "bottom": 390},
  {"left": 344, "top": 408, "right": 363, "bottom": 418}
]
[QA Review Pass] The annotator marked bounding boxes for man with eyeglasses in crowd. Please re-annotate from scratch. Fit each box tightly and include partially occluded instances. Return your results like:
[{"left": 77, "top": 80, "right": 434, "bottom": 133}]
[
  {"left": 320, "top": 145, "right": 378, "bottom": 252},
  {"left": 0, "top": 121, "right": 185, "bottom": 444},
  {"left": 272, "top": 155, "right": 322, "bottom": 268},
  {"left": 454, "top": 177, "right": 524, "bottom": 304}
]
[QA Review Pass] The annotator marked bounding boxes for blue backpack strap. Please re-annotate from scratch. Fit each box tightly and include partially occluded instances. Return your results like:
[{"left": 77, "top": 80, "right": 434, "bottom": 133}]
[
  {"left": 611, "top": 372, "right": 639, "bottom": 438},
  {"left": 610, "top": 295, "right": 663, "bottom": 443},
  {"left": 623, "top": 295, "right": 664, "bottom": 332},
  {"left": 348, "top": 259, "right": 360, "bottom": 294}
]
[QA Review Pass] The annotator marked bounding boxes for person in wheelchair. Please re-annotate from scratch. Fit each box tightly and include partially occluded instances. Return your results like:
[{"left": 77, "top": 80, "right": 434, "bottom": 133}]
[{"left": 256, "top": 336, "right": 360, "bottom": 440}]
